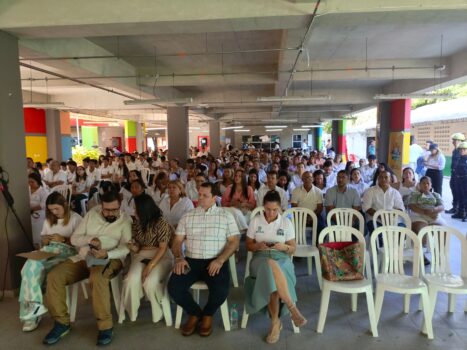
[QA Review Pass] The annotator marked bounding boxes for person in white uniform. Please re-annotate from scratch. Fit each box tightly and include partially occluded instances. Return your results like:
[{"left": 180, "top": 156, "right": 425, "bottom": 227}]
[{"left": 159, "top": 180, "right": 194, "bottom": 228}]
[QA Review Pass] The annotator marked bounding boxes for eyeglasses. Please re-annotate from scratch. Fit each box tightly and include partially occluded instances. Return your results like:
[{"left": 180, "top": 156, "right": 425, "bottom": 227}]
[{"left": 102, "top": 208, "right": 120, "bottom": 214}]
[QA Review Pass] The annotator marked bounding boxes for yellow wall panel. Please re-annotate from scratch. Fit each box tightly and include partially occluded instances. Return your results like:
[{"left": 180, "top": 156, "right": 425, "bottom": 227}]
[{"left": 25, "top": 136, "right": 48, "bottom": 163}]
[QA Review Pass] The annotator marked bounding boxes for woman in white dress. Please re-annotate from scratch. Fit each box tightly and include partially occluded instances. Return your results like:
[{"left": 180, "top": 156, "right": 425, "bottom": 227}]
[
  {"left": 348, "top": 168, "right": 369, "bottom": 198},
  {"left": 159, "top": 180, "right": 194, "bottom": 229},
  {"left": 28, "top": 173, "right": 49, "bottom": 246},
  {"left": 119, "top": 194, "right": 174, "bottom": 323},
  {"left": 149, "top": 171, "right": 169, "bottom": 205}
]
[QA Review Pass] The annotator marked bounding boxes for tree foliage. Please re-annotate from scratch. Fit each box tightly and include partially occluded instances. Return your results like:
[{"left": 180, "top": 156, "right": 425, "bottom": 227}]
[
  {"left": 412, "top": 82, "right": 467, "bottom": 109},
  {"left": 71, "top": 146, "right": 101, "bottom": 165}
]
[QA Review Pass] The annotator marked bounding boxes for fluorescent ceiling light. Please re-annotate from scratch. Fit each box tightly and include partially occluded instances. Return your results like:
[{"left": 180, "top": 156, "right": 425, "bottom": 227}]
[
  {"left": 260, "top": 119, "right": 297, "bottom": 123},
  {"left": 23, "top": 102, "right": 66, "bottom": 108},
  {"left": 222, "top": 126, "right": 244, "bottom": 130},
  {"left": 257, "top": 95, "right": 331, "bottom": 102},
  {"left": 146, "top": 127, "right": 167, "bottom": 131},
  {"left": 234, "top": 129, "right": 250, "bottom": 132},
  {"left": 124, "top": 98, "right": 193, "bottom": 105},
  {"left": 265, "top": 125, "right": 287, "bottom": 128},
  {"left": 265, "top": 129, "right": 283, "bottom": 132},
  {"left": 373, "top": 93, "right": 453, "bottom": 100},
  {"left": 189, "top": 127, "right": 201, "bottom": 130},
  {"left": 201, "top": 130, "right": 209, "bottom": 133},
  {"left": 301, "top": 125, "right": 322, "bottom": 128},
  {"left": 293, "top": 128, "right": 310, "bottom": 131}
]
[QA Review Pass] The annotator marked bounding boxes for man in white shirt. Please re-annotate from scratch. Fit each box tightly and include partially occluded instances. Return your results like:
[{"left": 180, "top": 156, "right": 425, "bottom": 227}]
[
  {"left": 291, "top": 171, "right": 324, "bottom": 217},
  {"left": 322, "top": 160, "right": 337, "bottom": 189},
  {"left": 87, "top": 159, "right": 101, "bottom": 199},
  {"left": 257, "top": 171, "right": 288, "bottom": 211},
  {"left": 99, "top": 156, "right": 114, "bottom": 181},
  {"left": 44, "top": 190, "right": 132, "bottom": 346},
  {"left": 43, "top": 160, "right": 67, "bottom": 189},
  {"left": 409, "top": 136, "right": 424, "bottom": 171},
  {"left": 168, "top": 182, "right": 240, "bottom": 337},
  {"left": 66, "top": 160, "right": 77, "bottom": 184},
  {"left": 360, "top": 155, "right": 378, "bottom": 184},
  {"left": 362, "top": 171, "right": 405, "bottom": 234},
  {"left": 253, "top": 159, "right": 267, "bottom": 184}
]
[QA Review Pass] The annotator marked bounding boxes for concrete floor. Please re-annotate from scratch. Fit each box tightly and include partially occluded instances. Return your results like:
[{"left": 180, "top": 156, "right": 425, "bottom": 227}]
[{"left": 0, "top": 178, "right": 466, "bottom": 349}]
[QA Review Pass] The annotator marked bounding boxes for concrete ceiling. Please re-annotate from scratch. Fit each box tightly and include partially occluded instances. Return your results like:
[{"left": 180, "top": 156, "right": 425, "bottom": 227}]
[{"left": 2, "top": 0, "right": 467, "bottom": 127}]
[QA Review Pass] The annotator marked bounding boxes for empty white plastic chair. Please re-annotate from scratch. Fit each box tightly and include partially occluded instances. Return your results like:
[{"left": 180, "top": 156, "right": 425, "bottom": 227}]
[
  {"left": 370, "top": 226, "right": 433, "bottom": 339},
  {"left": 316, "top": 226, "right": 378, "bottom": 337},
  {"left": 174, "top": 281, "right": 230, "bottom": 331},
  {"left": 283, "top": 207, "right": 322, "bottom": 289},
  {"left": 51, "top": 184, "right": 72, "bottom": 207},
  {"left": 418, "top": 226, "right": 467, "bottom": 319}
]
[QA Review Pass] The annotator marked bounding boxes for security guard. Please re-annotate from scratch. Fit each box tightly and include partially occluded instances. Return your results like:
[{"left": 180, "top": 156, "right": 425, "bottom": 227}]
[
  {"left": 446, "top": 133, "right": 465, "bottom": 215},
  {"left": 452, "top": 141, "right": 467, "bottom": 221}
]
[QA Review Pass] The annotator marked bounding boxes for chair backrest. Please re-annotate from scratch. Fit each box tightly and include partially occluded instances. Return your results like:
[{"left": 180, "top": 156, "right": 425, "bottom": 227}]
[
  {"left": 141, "top": 168, "right": 150, "bottom": 186},
  {"left": 250, "top": 206, "right": 264, "bottom": 219},
  {"left": 326, "top": 208, "right": 364, "bottom": 234},
  {"left": 283, "top": 207, "right": 318, "bottom": 246},
  {"left": 51, "top": 184, "right": 72, "bottom": 206},
  {"left": 418, "top": 225, "right": 466, "bottom": 277},
  {"left": 318, "top": 226, "right": 366, "bottom": 270},
  {"left": 373, "top": 209, "right": 412, "bottom": 229},
  {"left": 371, "top": 226, "right": 421, "bottom": 277}
]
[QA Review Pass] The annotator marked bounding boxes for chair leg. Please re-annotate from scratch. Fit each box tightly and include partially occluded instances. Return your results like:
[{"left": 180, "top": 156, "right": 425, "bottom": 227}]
[
  {"left": 404, "top": 294, "right": 410, "bottom": 313},
  {"left": 351, "top": 293, "right": 358, "bottom": 312},
  {"left": 314, "top": 255, "right": 323, "bottom": 290},
  {"left": 420, "top": 290, "right": 434, "bottom": 339},
  {"left": 229, "top": 256, "right": 239, "bottom": 288},
  {"left": 80, "top": 281, "right": 88, "bottom": 300},
  {"left": 307, "top": 257, "right": 312, "bottom": 276},
  {"left": 365, "top": 251, "right": 372, "bottom": 284},
  {"left": 175, "top": 306, "right": 183, "bottom": 329},
  {"left": 193, "top": 289, "right": 200, "bottom": 304},
  {"left": 161, "top": 295, "right": 173, "bottom": 327},
  {"left": 365, "top": 289, "right": 379, "bottom": 337},
  {"left": 69, "top": 283, "right": 79, "bottom": 322},
  {"left": 220, "top": 300, "right": 231, "bottom": 331},
  {"left": 448, "top": 294, "right": 456, "bottom": 313},
  {"left": 418, "top": 295, "right": 423, "bottom": 311},
  {"left": 110, "top": 275, "right": 122, "bottom": 319},
  {"left": 464, "top": 300, "right": 467, "bottom": 312},
  {"left": 241, "top": 309, "right": 249, "bottom": 329},
  {"left": 374, "top": 286, "right": 384, "bottom": 325},
  {"left": 316, "top": 285, "right": 331, "bottom": 333}
]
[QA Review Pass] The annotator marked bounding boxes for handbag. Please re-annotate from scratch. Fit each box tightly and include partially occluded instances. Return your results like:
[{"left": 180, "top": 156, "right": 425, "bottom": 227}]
[{"left": 318, "top": 241, "right": 364, "bottom": 281}]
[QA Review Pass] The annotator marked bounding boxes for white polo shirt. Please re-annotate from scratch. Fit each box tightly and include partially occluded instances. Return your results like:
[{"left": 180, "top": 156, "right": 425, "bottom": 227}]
[
  {"left": 43, "top": 170, "right": 67, "bottom": 186},
  {"left": 257, "top": 185, "right": 288, "bottom": 211},
  {"left": 247, "top": 213, "right": 294, "bottom": 244},
  {"left": 159, "top": 196, "right": 194, "bottom": 227},
  {"left": 362, "top": 185, "right": 405, "bottom": 222},
  {"left": 86, "top": 168, "right": 101, "bottom": 184},
  {"left": 290, "top": 185, "right": 323, "bottom": 211}
]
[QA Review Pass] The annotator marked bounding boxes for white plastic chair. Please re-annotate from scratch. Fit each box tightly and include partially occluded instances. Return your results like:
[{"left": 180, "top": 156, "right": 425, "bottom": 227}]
[
  {"left": 283, "top": 207, "right": 322, "bottom": 290},
  {"left": 67, "top": 273, "right": 122, "bottom": 323},
  {"left": 370, "top": 226, "right": 433, "bottom": 339},
  {"left": 240, "top": 251, "right": 300, "bottom": 334},
  {"left": 372, "top": 209, "right": 412, "bottom": 258},
  {"left": 326, "top": 208, "right": 372, "bottom": 284},
  {"left": 52, "top": 184, "right": 72, "bottom": 207},
  {"left": 316, "top": 226, "right": 378, "bottom": 337},
  {"left": 141, "top": 168, "right": 150, "bottom": 186},
  {"left": 174, "top": 281, "right": 230, "bottom": 331},
  {"left": 418, "top": 226, "right": 467, "bottom": 319}
]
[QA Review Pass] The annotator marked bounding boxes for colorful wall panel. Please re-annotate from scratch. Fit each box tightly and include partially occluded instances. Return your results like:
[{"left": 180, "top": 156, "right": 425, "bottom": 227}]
[
  {"left": 81, "top": 126, "right": 99, "bottom": 149},
  {"left": 25, "top": 136, "right": 48, "bottom": 163}
]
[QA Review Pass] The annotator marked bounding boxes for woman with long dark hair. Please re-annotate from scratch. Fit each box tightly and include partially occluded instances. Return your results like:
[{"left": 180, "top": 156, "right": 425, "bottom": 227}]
[
  {"left": 119, "top": 194, "right": 174, "bottom": 323},
  {"left": 71, "top": 166, "right": 91, "bottom": 215},
  {"left": 221, "top": 168, "right": 256, "bottom": 212},
  {"left": 19, "top": 192, "right": 81, "bottom": 332},
  {"left": 372, "top": 162, "right": 398, "bottom": 186}
]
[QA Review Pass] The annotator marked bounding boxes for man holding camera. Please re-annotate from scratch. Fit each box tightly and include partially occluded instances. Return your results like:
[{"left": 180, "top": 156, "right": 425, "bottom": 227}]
[
  {"left": 168, "top": 182, "right": 240, "bottom": 337},
  {"left": 43, "top": 190, "right": 132, "bottom": 346}
]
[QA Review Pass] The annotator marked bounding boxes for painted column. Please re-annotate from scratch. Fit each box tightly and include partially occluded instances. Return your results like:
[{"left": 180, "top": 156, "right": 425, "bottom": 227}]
[
  {"left": 45, "top": 110, "right": 73, "bottom": 161},
  {"left": 124, "top": 120, "right": 137, "bottom": 153},
  {"left": 337, "top": 120, "right": 348, "bottom": 162},
  {"left": 24, "top": 108, "right": 48, "bottom": 163},
  {"left": 136, "top": 122, "right": 145, "bottom": 153},
  {"left": 60, "top": 112, "right": 73, "bottom": 160},
  {"left": 377, "top": 99, "right": 411, "bottom": 181},
  {"left": 315, "top": 126, "right": 323, "bottom": 151},
  {"left": 209, "top": 120, "right": 221, "bottom": 157},
  {"left": 0, "top": 31, "right": 33, "bottom": 292},
  {"left": 81, "top": 126, "right": 99, "bottom": 149},
  {"left": 167, "top": 107, "right": 189, "bottom": 166}
]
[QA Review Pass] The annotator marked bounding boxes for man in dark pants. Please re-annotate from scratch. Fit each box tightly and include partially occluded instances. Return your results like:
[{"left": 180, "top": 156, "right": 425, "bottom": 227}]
[
  {"left": 168, "top": 182, "right": 240, "bottom": 337},
  {"left": 453, "top": 141, "right": 467, "bottom": 221},
  {"left": 446, "top": 133, "right": 465, "bottom": 215}
]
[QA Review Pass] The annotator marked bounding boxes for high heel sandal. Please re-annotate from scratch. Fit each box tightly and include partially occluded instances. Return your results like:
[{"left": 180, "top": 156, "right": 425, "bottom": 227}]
[
  {"left": 266, "top": 321, "right": 282, "bottom": 344},
  {"left": 288, "top": 304, "right": 307, "bottom": 328}
]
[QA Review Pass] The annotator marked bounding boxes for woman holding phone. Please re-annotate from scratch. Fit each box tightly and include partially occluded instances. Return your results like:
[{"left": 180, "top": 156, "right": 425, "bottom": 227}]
[
  {"left": 19, "top": 192, "right": 82, "bottom": 332},
  {"left": 244, "top": 191, "right": 306, "bottom": 344},
  {"left": 119, "top": 194, "right": 174, "bottom": 323}
]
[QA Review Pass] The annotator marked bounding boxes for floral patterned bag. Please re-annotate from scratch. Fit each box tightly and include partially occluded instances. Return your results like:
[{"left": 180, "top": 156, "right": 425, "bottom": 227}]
[{"left": 318, "top": 242, "right": 364, "bottom": 281}]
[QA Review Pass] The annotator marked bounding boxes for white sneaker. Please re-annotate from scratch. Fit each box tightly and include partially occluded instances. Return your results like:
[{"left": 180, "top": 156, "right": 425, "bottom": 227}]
[
  {"left": 22, "top": 317, "right": 41, "bottom": 332},
  {"left": 22, "top": 303, "right": 48, "bottom": 320}
]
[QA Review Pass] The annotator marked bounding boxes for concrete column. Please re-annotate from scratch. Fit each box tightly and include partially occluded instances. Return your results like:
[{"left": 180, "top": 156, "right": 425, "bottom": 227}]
[
  {"left": 376, "top": 101, "right": 392, "bottom": 167},
  {"left": 0, "top": 31, "right": 33, "bottom": 293},
  {"left": 225, "top": 129, "right": 235, "bottom": 148},
  {"left": 331, "top": 120, "right": 339, "bottom": 152},
  {"left": 136, "top": 122, "right": 144, "bottom": 153},
  {"left": 209, "top": 120, "right": 221, "bottom": 157},
  {"left": 387, "top": 99, "right": 411, "bottom": 180},
  {"left": 46, "top": 110, "right": 61, "bottom": 160},
  {"left": 24, "top": 108, "right": 48, "bottom": 163},
  {"left": 167, "top": 107, "right": 189, "bottom": 165},
  {"left": 337, "top": 120, "right": 348, "bottom": 162}
]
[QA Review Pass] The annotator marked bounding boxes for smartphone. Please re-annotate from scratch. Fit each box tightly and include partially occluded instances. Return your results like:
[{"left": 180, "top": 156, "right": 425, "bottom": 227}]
[
  {"left": 141, "top": 258, "right": 151, "bottom": 265},
  {"left": 89, "top": 243, "right": 99, "bottom": 250},
  {"left": 265, "top": 242, "right": 277, "bottom": 247}
]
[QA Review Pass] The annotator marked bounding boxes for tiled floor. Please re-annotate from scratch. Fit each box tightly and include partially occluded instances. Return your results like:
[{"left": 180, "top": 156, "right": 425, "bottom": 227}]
[{"left": 0, "top": 178, "right": 465, "bottom": 349}]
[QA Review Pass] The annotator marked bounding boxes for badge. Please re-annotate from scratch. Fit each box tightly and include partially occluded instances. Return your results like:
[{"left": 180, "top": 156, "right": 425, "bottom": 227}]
[
  {"left": 277, "top": 229, "right": 284, "bottom": 236},
  {"left": 256, "top": 226, "right": 264, "bottom": 233}
]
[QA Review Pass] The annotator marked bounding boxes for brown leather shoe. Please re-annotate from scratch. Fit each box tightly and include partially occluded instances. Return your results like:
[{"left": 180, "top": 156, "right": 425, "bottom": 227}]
[
  {"left": 198, "top": 316, "right": 213, "bottom": 337},
  {"left": 181, "top": 315, "right": 200, "bottom": 336}
]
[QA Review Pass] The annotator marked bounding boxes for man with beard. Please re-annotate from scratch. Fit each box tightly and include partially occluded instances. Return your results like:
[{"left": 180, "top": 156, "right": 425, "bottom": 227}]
[{"left": 43, "top": 190, "right": 132, "bottom": 346}]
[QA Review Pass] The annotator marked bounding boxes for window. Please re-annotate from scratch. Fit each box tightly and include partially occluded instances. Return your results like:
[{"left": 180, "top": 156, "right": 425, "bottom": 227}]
[{"left": 292, "top": 134, "right": 302, "bottom": 149}]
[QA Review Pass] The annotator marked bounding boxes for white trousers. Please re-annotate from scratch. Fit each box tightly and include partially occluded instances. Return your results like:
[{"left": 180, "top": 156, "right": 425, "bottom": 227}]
[{"left": 119, "top": 248, "right": 173, "bottom": 322}]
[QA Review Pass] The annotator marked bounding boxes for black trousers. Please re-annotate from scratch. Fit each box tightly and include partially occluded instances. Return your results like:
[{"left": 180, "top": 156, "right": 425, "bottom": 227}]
[
  {"left": 168, "top": 257, "right": 230, "bottom": 317},
  {"left": 71, "top": 194, "right": 87, "bottom": 215},
  {"left": 426, "top": 169, "right": 443, "bottom": 196},
  {"left": 450, "top": 173, "right": 458, "bottom": 208}
]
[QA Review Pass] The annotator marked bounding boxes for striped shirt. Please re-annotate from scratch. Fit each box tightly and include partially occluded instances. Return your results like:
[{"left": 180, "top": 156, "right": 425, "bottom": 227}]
[
  {"left": 132, "top": 217, "right": 174, "bottom": 248},
  {"left": 176, "top": 204, "right": 240, "bottom": 259}
]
